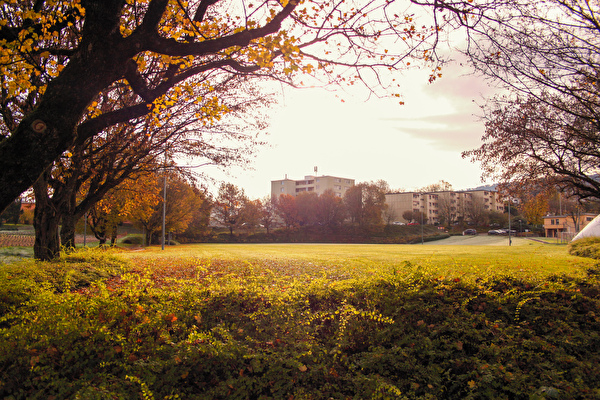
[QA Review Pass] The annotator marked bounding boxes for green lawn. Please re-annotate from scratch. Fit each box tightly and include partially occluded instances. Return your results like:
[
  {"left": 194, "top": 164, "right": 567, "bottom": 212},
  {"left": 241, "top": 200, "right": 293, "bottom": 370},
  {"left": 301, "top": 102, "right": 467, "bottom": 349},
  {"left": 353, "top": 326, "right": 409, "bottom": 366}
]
[{"left": 123, "top": 240, "right": 596, "bottom": 283}]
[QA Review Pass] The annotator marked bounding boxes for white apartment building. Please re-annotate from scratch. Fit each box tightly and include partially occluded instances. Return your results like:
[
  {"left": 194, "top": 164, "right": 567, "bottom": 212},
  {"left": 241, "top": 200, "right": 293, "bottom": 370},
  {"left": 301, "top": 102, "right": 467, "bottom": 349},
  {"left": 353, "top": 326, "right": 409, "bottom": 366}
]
[
  {"left": 271, "top": 175, "right": 355, "bottom": 198},
  {"left": 385, "top": 189, "right": 505, "bottom": 225}
]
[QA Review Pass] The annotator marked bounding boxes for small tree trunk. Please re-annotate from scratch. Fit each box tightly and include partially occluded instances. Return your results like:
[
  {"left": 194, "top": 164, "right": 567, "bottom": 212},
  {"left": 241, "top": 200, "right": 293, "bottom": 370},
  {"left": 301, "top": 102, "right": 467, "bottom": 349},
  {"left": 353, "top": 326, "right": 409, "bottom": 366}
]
[
  {"left": 110, "top": 223, "right": 118, "bottom": 246},
  {"left": 59, "top": 189, "right": 81, "bottom": 250},
  {"left": 33, "top": 177, "right": 61, "bottom": 261}
]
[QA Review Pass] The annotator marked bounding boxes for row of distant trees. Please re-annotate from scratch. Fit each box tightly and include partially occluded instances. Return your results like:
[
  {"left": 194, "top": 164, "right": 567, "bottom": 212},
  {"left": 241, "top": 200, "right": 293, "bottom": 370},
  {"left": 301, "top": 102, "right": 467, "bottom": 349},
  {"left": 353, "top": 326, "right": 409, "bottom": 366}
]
[
  {"left": 211, "top": 181, "right": 389, "bottom": 236},
  {"left": 5, "top": 173, "right": 600, "bottom": 246}
]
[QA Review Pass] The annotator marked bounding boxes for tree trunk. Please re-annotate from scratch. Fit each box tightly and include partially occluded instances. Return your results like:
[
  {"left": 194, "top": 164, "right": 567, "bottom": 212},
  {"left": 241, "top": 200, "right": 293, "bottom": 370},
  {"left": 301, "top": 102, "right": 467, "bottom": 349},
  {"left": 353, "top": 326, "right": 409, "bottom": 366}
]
[
  {"left": 33, "top": 177, "right": 61, "bottom": 261},
  {"left": 110, "top": 223, "right": 118, "bottom": 246},
  {"left": 145, "top": 229, "right": 153, "bottom": 246},
  {"left": 59, "top": 189, "right": 79, "bottom": 250},
  {"left": 60, "top": 213, "right": 78, "bottom": 250}
]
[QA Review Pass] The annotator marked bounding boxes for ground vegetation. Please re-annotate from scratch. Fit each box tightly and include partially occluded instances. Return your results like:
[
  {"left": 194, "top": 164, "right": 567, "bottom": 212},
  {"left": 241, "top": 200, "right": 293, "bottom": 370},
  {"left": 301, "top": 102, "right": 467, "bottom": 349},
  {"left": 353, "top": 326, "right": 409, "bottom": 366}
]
[{"left": 1, "top": 245, "right": 599, "bottom": 398}]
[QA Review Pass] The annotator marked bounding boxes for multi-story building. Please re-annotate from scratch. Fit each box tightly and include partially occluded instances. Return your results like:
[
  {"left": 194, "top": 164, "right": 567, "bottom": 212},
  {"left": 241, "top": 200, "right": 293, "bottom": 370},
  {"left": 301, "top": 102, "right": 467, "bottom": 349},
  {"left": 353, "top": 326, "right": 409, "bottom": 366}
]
[
  {"left": 385, "top": 189, "right": 505, "bottom": 225},
  {"left": 271, "top": 175, "right": 355, "bottom": 198}
]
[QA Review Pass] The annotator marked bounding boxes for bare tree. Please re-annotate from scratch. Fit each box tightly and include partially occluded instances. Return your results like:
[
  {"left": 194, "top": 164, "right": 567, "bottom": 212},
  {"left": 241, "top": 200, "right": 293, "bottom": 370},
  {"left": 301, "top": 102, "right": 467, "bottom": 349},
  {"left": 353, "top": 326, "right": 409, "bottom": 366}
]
[
  {"left": 464, "top": 197, "right": 486, "bottom": 226},
  {"left": 258, "top": 196, "right": 278, "bottom": 234},
  {"left": 436, "top": 194, "right": 456, "bottom": 228},
  {"left": 460, "top": 0, "right": 600, "bottom": 200}
]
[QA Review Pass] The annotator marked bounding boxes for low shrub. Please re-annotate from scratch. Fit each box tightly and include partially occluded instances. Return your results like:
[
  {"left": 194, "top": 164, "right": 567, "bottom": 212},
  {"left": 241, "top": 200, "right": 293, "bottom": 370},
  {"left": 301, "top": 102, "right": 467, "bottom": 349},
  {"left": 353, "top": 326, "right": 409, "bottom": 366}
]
[
  {"left": 569, "top": 237, "right": 600, "bottom": 259},
  {"left": 1, "top": 252, "right": 600, "bottom": 399}
]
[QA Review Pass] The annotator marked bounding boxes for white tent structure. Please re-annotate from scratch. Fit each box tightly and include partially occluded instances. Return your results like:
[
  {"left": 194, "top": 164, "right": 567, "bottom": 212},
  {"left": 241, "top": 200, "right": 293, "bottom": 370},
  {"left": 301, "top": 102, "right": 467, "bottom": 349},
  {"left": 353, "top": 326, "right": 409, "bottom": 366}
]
[{"left": 572, "top": 214, "right": 600, "bottom": 241}]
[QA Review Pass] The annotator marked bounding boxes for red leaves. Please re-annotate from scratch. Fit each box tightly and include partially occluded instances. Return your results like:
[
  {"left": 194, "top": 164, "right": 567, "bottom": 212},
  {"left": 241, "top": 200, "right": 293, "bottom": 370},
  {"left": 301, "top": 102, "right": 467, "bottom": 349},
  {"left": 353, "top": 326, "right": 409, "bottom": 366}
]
[{"left": 165, "top": 313, "right": 178, "bottom": 323}]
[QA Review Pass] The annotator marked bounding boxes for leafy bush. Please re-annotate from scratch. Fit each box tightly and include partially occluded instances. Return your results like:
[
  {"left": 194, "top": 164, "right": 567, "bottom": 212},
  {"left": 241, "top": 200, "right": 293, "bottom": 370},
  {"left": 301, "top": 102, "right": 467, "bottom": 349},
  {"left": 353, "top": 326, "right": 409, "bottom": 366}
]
[
  {"left": 569, "top": 237, "right": 600, "bottom": 259},
  {"left": 120, "top": 234, "right": 145, "bottom": 245},
  {"left": 0, "top": 248, "right": 129, "bottom": 317},
  {"left": 1, "top": 252, "right": 600, "bottom": 399}
]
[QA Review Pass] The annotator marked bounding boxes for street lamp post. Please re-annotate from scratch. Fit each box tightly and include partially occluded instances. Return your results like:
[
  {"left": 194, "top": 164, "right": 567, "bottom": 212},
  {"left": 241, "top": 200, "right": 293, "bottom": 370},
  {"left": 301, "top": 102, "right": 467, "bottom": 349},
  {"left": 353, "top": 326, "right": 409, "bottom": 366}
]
[
  {"left": 508, "top": 199, "right": 512, "bottom": 246},
  {"left": 161, "top": 167, "right": 167, "bottom": 250},
  {"left": 519, "top": 219, "right": 522, "bottom": 236},
  {"left": 421, "top": 208, "right": 424, "bottom": 245}
]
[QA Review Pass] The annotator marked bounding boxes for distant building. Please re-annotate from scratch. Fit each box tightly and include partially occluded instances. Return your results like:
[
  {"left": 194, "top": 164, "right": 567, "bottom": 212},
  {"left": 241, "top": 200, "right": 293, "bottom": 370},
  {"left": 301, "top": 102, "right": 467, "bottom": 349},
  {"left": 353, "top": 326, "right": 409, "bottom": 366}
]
[
  {"left": 543, "top": 213, "right": 596, "bottom": 238},
  {"left": 385, "top": 189, "right": 505, "bottom": 225},
  {"left": 271, "top": 175, "right": 355, "bottom": 198}
]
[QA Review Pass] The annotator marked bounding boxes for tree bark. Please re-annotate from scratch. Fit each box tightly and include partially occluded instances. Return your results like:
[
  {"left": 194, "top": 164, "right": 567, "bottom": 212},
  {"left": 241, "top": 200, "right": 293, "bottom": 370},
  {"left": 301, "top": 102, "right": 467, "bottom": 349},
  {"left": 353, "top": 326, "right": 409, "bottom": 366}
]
[
  {"left": 145, "top": 229, "right": 153, "bottom": 246},
  {"left": 33, "top": 176, "right": 61, "bottom": 261},
  {"left": 60, "top": 213, "right": 78, "bottom": 250}
]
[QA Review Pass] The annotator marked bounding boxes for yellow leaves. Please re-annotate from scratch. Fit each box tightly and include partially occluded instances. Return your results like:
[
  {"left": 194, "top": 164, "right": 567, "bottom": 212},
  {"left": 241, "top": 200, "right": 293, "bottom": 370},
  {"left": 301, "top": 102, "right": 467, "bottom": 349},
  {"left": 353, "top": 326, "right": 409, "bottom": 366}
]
[{"left": 0, "top": 1, "right": 79, "bottom": 99}]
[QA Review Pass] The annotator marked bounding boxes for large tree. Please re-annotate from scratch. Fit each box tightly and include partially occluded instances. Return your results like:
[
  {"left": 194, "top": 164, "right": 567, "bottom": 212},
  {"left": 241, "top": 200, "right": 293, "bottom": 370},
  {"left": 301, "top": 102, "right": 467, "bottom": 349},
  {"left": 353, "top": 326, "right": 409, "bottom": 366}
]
[
  {"left": 258, "top": 195, "right": 278, "bottom": 234},
  {"left": 213, "top": 183, "right": 247, "bottom": 236},
  {"left": 460, "top": 0, "right": 600, "bottom": 199},
  {"left": 464, "top": 96, "right": 600, "bottom": 201},
  {"left": 131, "top": 171, "right": 204, "bottom": 245},
  {"left": 315, "top": 189, "right": 346, "bottom": 227},
  {"left": 276, "top": 194, "right": 299, "bottom": 228},
  {"left": 87, "top": 172, "right": 160, "bottom": 246},
  {"left": 0, "top": 198, "right": 21, "bottom": 225},
  {"left": 295, "top": 191, "right": 319, "bottom": 226},
  {"left": 32, "top": 76, "right": 266, "bottom": 260},
  {"left": 0, "top": 0, "right": 463, "bottom": 213},
  {"left": 343, "top": 181, "right": 387, "bottom": 226}
]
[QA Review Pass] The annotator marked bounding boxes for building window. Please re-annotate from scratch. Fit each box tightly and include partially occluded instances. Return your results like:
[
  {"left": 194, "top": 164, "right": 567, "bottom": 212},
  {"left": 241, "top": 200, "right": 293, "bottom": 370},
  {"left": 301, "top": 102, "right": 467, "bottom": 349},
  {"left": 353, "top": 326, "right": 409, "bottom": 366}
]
[{"left": 280, "top": 188, "right": 284, "bottom": 192}]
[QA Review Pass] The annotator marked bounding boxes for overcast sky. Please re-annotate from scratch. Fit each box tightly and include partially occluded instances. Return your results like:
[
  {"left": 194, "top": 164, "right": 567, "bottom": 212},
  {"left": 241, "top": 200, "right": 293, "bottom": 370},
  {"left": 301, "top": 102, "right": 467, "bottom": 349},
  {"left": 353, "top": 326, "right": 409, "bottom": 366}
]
[{"left": 204, "top": 61, "right": 499, "bottom": 199}]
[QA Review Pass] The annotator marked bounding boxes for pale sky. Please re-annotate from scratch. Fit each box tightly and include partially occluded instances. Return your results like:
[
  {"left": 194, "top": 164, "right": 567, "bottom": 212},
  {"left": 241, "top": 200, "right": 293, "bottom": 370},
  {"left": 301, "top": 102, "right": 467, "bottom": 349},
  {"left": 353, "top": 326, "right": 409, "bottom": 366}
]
[{"left": 205, "top": 61, "right": 499, "bottom": 199}]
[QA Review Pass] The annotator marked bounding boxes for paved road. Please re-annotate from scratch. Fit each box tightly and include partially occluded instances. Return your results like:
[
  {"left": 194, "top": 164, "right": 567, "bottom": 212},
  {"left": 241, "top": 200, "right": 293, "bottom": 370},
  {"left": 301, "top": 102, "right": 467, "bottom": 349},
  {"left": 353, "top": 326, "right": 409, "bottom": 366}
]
[{"left": 425, "top": 234, "right": 537, "bottom": 246}]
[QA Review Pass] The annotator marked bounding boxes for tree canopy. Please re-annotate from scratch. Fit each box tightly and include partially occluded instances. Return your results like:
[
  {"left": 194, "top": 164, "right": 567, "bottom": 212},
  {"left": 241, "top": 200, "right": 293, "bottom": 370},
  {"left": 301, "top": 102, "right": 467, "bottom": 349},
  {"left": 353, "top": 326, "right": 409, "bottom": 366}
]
[
  {"left": 0, "top": 0, "right": 460, "bottom": 213},
  {"left": 461, "top": 0, "right": 600, "bottom": 200}
]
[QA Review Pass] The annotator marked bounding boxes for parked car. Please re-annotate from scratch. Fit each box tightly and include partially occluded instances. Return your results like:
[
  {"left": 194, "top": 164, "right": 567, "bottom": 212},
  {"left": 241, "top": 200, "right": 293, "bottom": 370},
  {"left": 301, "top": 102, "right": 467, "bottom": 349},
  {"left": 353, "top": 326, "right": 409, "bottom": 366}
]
[
  {"left": 392, "top": 221, "right": 406, "bottom": 225},
  {"left": 488, "top": 229, "right": 502, "bottom": 235},
  {"left": 462, "top": 229, "right": 477, "bottom": 235}
]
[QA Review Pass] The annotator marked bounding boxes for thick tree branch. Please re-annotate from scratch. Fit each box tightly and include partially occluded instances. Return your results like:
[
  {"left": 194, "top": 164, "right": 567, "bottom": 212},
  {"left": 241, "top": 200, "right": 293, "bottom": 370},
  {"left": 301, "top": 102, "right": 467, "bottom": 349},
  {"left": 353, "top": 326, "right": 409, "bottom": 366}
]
[{"left": 137, "top": 0, "right": 299, "bottom": 56}]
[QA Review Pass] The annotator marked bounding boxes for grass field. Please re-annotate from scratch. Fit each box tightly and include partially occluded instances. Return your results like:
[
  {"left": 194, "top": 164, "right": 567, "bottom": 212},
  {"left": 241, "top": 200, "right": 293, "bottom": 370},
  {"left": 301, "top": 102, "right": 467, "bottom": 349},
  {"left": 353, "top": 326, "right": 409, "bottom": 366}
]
[
  {"left": 2, "top": 241, "right": 600, "bottom": 399},
  {"left": 121, "top": 240, "right": 596, "bottom": 283}
]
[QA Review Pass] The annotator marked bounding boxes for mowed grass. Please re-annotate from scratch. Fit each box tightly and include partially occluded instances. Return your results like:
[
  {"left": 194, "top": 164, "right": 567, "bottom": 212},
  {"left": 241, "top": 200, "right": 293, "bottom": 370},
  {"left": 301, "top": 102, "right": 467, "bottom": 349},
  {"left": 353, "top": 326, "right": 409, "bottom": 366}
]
[{"left": 122, "top": 240, "right": 596, "bottom": 285}]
